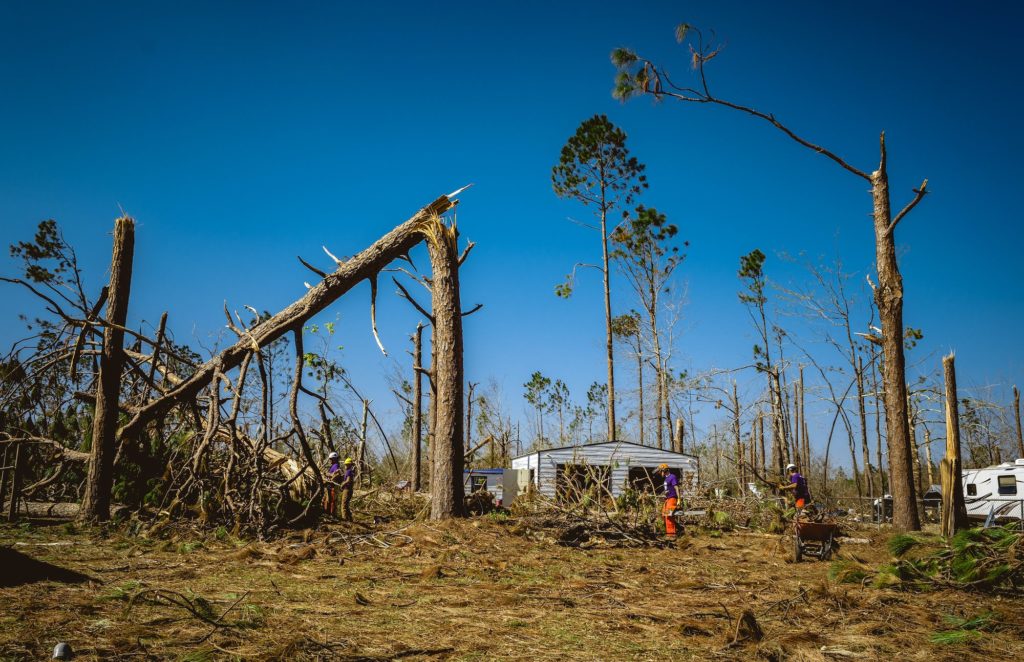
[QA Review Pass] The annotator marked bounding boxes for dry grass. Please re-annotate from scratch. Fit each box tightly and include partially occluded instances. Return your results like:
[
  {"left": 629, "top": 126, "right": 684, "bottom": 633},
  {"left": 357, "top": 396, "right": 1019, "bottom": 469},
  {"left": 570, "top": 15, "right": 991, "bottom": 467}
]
[{"left": 2, "top": 516, "right": 1023, "bottom": 661}]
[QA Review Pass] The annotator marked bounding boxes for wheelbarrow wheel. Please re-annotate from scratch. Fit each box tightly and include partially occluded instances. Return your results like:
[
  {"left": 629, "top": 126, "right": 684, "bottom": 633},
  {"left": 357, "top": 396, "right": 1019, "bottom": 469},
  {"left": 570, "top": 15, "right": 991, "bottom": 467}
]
[
  {"left": 793, "top": 533, "right": 802, "bottom": 563},
  {"left": 821, "top": 533, "right": 834, "bottom": 561}
]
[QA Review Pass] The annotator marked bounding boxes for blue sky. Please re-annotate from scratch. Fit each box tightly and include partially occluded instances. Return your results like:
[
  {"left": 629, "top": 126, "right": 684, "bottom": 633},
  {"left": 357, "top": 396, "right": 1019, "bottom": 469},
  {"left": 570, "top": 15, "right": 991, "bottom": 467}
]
[{"left": 2, "top": 2, "right": 1022, "bottom": 462}]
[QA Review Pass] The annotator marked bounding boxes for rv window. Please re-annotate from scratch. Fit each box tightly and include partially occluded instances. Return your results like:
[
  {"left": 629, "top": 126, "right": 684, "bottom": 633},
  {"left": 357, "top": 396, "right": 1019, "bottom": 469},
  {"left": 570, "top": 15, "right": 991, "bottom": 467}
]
[
  {"left": 966, "top": 484, "right": 977, "bottom": 497},
  {"left": 997, "top": 475, "right": 1017, "bottom": 495},
  {"left": 471, "top": 476, "right": 489, "bottom": 493}
]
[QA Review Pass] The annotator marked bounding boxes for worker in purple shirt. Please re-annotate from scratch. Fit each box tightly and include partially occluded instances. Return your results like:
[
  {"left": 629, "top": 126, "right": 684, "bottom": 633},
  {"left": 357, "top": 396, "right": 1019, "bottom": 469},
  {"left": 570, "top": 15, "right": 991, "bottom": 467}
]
[
  {"left": 339, "top": 457, "right": 356, "bottom": 522},
  {"left": 323, "top": 452, "right": 340, "bottom": 516},
  {"left": 656, "top": 464, "right": 681, "bottom": 539},
  {"left": 780, "top": 463, "right": 811, "bottom": 509}
]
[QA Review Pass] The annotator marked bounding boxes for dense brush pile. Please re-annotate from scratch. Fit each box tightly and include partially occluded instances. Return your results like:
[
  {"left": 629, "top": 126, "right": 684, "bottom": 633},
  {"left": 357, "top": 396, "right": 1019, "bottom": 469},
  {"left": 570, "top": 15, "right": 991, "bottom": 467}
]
[{"left": 831, "top": 525, "right": 1024, "bottom": 592}]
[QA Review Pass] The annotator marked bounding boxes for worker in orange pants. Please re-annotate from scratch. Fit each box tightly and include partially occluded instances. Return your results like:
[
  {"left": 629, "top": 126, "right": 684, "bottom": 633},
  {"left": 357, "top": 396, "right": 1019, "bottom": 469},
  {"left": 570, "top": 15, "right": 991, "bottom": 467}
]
[{"left": 657, "top": 464, "right": 681, "bottom": 539}]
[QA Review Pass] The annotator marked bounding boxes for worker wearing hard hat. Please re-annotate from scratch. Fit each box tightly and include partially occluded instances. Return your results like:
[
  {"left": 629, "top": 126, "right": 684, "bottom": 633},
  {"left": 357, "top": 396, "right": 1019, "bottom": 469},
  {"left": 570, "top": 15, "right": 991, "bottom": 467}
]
[
  {"left": 656, "top": 464, "right": 681, "bottom": 539},
  {"left": 780, "top": 463, "right": 811, "bottom": 509},
  {"left": 323, "top": 452, "right": 341, "bottom": 516},
  {"left": 339, "top": 457, "right": 356, "bottom": 522}
]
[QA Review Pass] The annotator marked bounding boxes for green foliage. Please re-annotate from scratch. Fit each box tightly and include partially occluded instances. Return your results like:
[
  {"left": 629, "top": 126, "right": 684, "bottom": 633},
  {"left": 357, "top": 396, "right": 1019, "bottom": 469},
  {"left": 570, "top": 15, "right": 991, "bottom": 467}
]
[
  {"left": 610, "top": 311, "right": 641, "bottom": 340},
  {"left": 930, "top": 611, "right": 998, "bottom": 645},
  {"left": 828, "top": 560, "right": 870, "bottom": 584},
  {"left": 737, "top": 249, "right": 767, "bottom": 305},
  {"left": 552, "top": 115, "right": 647, "bottom": 212},
  {"left": 845, "top": 526, "right": 1024, "bottom": 592},
  {"left": 888, "top": 533, "right": 924, "bottom": 557},
  {"left": 9, "top": 219, "right": 74, "bottom": 286},
  {"left": 523, "top": 372, "right": 552, "bottom": 410}
]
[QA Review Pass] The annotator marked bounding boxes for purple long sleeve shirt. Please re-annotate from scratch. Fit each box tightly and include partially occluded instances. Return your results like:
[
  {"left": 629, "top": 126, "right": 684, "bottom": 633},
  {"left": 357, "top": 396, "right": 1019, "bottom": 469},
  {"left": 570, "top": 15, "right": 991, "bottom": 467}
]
[{"left": 663, "top": 472, "right": 679, "bottom": 500}]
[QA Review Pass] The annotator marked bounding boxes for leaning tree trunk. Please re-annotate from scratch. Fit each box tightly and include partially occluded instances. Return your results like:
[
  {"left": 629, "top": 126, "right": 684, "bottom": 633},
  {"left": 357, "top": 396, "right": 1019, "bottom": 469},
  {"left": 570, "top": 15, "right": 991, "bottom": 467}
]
[
  {"left": 81, "top": 216, "right": 135, "bottom": 522},
  {"left": 871, "top": 136, "right": 921, "bottom": 532},
  {"left": 424, "top": 216, "right": 466, "bottom": 519}
]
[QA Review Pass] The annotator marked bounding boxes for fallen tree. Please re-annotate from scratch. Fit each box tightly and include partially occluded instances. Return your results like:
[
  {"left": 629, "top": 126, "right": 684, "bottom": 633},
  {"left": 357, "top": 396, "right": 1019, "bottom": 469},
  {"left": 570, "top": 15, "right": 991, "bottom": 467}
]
[{"left": 1, "top": 188, "right": 475, "bottom": 529}]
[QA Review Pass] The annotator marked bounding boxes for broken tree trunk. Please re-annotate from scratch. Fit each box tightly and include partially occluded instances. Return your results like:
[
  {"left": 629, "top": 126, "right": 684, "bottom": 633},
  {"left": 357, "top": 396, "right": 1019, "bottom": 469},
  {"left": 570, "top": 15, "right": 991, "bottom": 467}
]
[
  {"left": 119, "top": 195, "right": 456, "bottom": 442},
  {"left": 673, "top": 417, "right": 684, "bottom": 454},
  {"left": 425, "top": 215, "right": 466, "bottom": 519},
  {"left": 81, "top": 216, "right": 135, "bottom": 522},
  {"left": 941, "top": 353, "right": 968, "bottom": 536},
  {"left": 871, "top": 135, "right": 921, "bottom": 532}
]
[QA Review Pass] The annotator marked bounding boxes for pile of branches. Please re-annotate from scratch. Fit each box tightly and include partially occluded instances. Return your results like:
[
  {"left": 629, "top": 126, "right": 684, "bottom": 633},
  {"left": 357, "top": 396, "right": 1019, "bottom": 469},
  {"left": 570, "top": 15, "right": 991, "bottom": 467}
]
[
  {"left": 507, "top": 488, "right": 664, "bottom": 548},
  {"left": 3, "top": 192, "right": 468, "bottom": 533},
  {"left": 831, "top": 525, "right": 1024, "bottom": 593}
]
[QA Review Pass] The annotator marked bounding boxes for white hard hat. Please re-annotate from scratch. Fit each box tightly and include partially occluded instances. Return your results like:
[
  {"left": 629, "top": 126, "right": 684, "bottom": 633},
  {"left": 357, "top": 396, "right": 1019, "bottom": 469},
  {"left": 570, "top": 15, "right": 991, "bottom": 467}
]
[
  {"left": 328, "top": 451, "right": 339, "bottom": 460},
  {"left": 786, "top": 463, "right": 797, "bottom": 471}
]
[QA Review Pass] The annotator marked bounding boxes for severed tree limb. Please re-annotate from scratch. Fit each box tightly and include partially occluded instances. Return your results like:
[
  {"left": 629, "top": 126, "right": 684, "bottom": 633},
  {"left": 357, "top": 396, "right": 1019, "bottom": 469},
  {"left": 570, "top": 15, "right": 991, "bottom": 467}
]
[
  {"left": 119, "top": 194, "right": 457, "bottom": 441},
  {"left": 0, "top": 436, "right": 91, "bottom": 464},
  {"left": 369, "top": 275, "right": 387, "bottom": 356}
]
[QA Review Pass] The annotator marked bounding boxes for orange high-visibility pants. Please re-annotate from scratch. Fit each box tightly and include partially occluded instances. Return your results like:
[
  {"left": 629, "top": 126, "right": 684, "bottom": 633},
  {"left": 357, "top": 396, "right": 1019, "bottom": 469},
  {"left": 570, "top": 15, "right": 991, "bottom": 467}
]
[
  {"left": 323, "top": 486, "right": 337, "bottom": 515},
  {"left": 663, "top": 497, "right": 678, "bottom": 537}
]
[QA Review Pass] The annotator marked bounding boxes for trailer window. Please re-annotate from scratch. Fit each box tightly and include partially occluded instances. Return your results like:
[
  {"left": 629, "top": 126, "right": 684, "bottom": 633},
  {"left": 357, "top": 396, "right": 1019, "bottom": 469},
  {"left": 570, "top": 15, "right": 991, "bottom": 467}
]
[
  {"left": 966, "top": 483, "right": 977, "bottom": 496},
  {"left": 997, "top": 476, "right": 1017, "bottom": 495}
]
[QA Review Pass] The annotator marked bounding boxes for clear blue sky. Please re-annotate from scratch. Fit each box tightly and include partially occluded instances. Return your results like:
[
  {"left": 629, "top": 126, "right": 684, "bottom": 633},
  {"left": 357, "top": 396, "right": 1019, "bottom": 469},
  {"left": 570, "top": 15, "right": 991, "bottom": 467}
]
[{"left": 2, "top": 2, "right": 1022, "bottom": 460}]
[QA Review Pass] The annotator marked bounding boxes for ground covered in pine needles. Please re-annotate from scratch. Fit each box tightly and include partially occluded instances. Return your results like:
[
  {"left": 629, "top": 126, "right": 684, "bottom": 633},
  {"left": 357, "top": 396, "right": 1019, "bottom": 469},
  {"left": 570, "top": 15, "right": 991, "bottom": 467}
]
[{"left": 2, "top": 513, "right": 1023, "bottom": 661}]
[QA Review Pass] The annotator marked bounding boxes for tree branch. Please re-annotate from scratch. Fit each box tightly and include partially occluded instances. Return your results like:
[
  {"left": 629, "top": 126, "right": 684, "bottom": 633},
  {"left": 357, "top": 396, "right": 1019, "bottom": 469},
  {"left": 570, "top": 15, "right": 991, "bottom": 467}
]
[{"left": 886, "top": 180, "right": 929, "bottom": 235}]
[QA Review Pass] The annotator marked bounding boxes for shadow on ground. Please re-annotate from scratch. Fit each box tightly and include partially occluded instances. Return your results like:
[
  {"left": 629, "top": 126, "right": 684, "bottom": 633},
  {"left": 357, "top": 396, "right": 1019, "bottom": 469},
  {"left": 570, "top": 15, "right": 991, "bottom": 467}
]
[{"left": 0, "top": 546, "right": 94, "bottom": 588}]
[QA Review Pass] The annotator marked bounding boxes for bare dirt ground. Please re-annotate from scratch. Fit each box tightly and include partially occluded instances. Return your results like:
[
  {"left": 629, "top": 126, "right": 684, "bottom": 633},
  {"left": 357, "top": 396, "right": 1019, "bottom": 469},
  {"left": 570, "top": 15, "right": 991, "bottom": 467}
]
[{"left": 1, "top": 515, "right": 1022, "bottom": 661}]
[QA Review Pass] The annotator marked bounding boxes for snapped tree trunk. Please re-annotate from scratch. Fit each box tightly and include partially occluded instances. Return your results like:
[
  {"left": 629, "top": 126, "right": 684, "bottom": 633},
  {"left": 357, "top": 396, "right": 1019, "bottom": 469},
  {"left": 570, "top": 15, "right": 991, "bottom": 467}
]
[
  {"left": 941, "top": 353, "right": 968, "bottom": 536},
  {"left": 674, "top": 417, "right": 684, "bottom": 455},
  {"left": 424, "top": 216, "right": 466, "bottom": 519},
  {"left": 871, "top": 137, "right": 920, "bottom": 532},
  {"left": 118, "top": 195, "right": 456, "bottom": 441},
  {"left": 81, "top": 216, "right": 135, "bottom": 522}
]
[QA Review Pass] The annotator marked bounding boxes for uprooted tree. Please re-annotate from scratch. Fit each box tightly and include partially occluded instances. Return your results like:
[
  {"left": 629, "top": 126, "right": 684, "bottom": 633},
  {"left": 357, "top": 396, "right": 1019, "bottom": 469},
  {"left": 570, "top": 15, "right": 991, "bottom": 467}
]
[
  {"left": 612, "top": 25, "right": 928, "bottom": 531},
  {"left": 1, "top": 190, "right": 474, "bottom": 528}
]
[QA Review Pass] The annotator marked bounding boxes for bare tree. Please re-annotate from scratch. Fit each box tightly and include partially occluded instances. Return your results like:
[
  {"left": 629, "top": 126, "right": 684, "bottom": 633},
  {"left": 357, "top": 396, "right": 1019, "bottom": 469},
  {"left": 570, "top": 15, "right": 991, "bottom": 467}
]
[{"left": 613, "top": 24, "right": 927, "bottom": 530}]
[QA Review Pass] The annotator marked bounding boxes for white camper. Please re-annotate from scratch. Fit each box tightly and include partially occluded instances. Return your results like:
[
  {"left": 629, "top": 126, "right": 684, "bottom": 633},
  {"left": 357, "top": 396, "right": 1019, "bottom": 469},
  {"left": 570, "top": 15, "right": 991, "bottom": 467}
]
[{"left": 962, "top": 458, "right": 1024, "bottom": 522}]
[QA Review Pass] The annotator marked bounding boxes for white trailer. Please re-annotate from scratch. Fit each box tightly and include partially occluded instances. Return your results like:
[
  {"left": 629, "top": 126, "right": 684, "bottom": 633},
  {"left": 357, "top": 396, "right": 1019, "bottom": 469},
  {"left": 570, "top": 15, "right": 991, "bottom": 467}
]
[{"left": 963, "top": 458, "right": 1024, "bottom": 522}]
